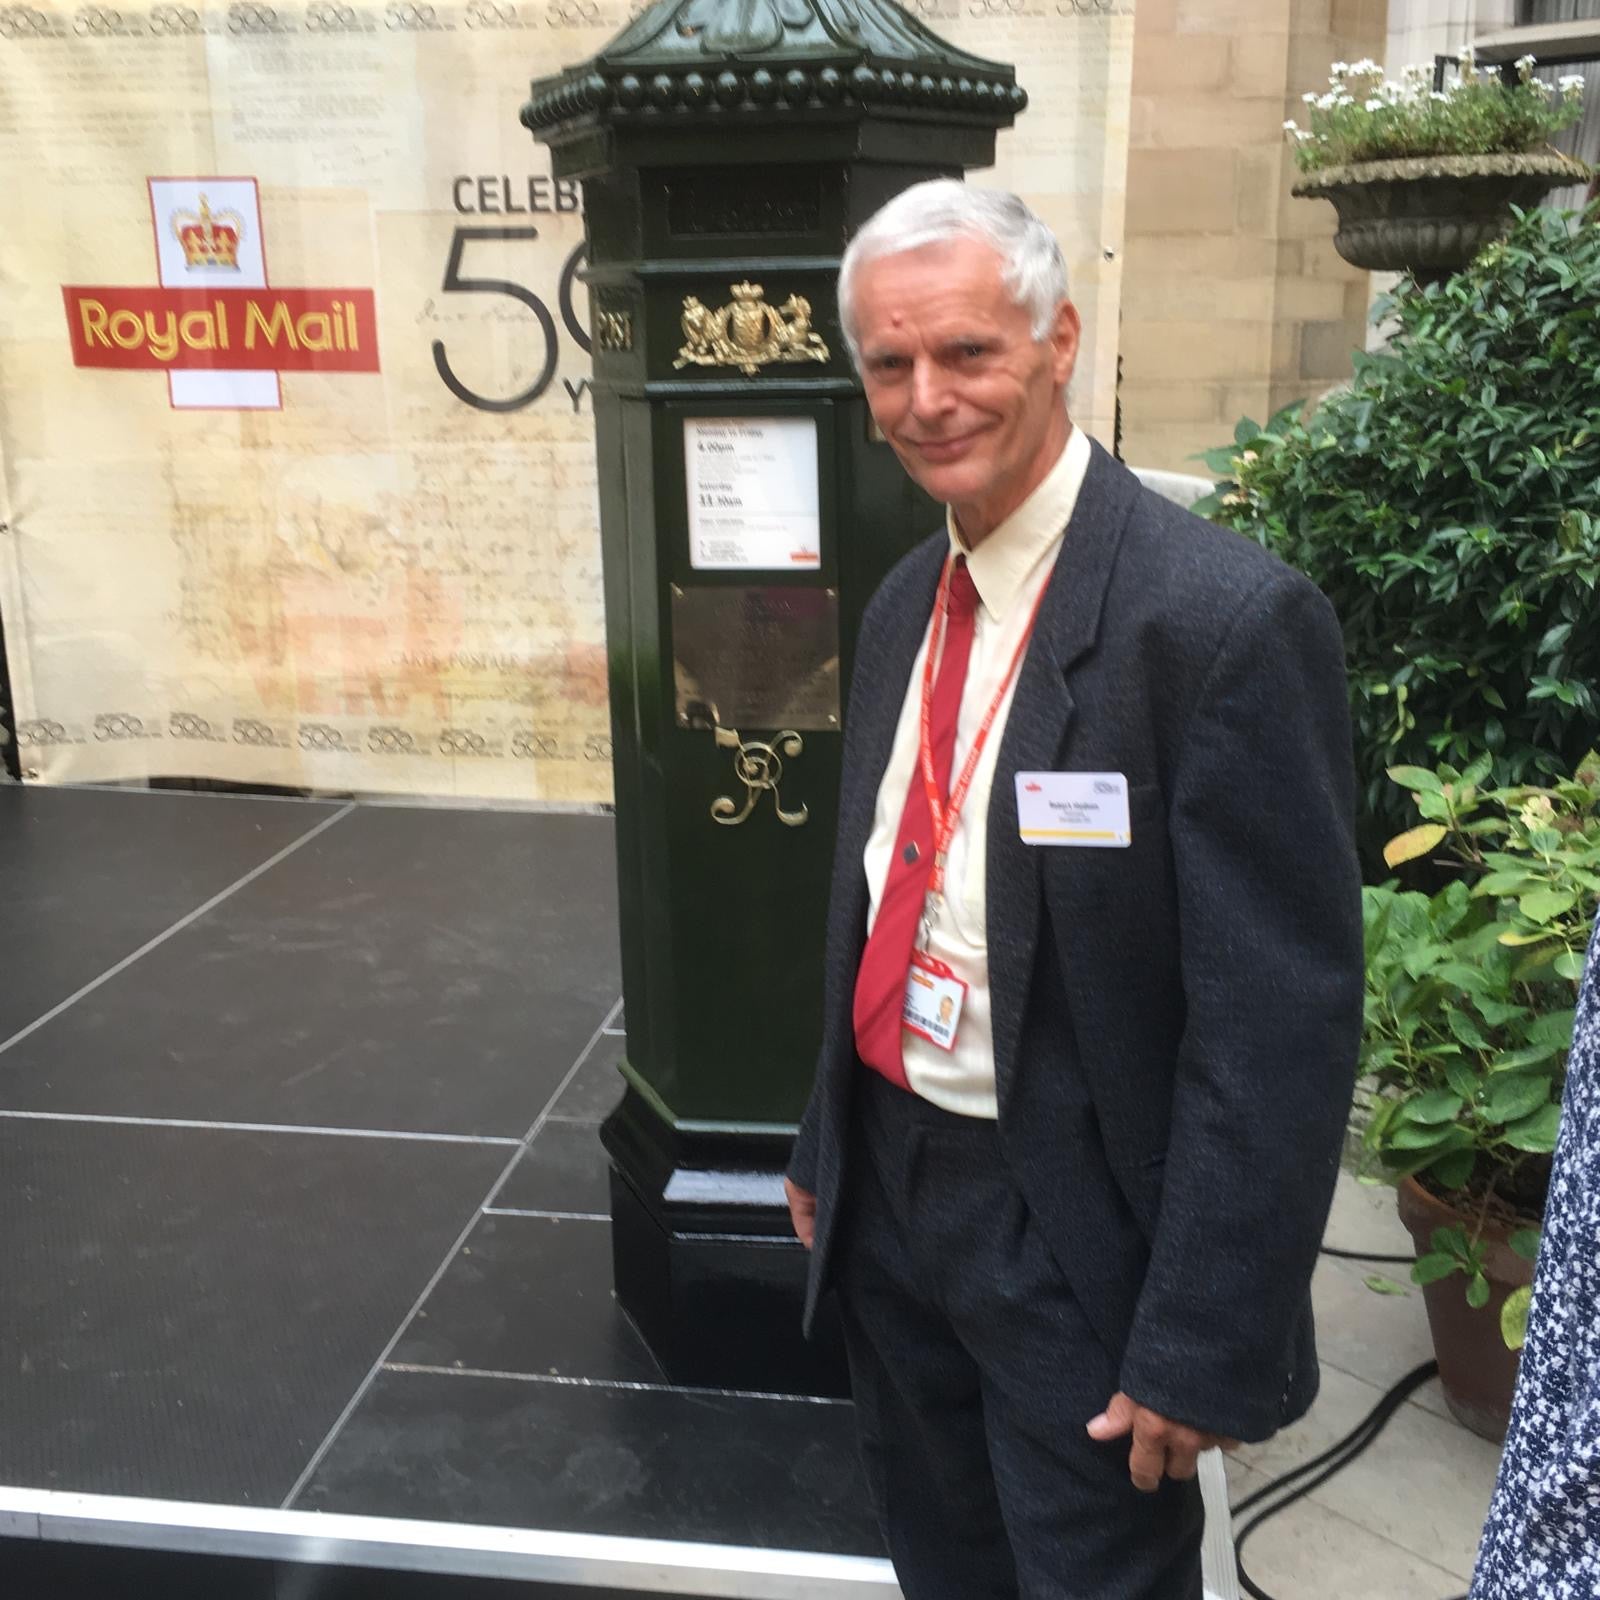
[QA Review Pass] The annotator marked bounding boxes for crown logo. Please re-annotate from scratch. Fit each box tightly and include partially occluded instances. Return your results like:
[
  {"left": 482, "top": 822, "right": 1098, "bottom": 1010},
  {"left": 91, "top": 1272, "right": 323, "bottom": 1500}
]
[
  {"left": 172, "top": 194, "right": 243, "bottom": 270},
  {"left": 675, "top": 281, "right": 830, "bottom": 377}
]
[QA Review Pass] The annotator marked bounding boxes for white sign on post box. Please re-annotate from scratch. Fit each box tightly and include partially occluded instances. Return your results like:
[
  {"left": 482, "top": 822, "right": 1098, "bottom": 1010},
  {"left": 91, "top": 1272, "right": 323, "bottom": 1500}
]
[{"left": 684, "top": 416, "right": 821, "bottom": 571}]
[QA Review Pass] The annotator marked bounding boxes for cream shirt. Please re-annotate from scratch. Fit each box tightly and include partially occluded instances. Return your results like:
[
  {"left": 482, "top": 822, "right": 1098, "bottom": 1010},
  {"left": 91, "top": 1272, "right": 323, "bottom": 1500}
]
[{"left": 861, "top": 422, "right": 1091, "bottom": 1118}]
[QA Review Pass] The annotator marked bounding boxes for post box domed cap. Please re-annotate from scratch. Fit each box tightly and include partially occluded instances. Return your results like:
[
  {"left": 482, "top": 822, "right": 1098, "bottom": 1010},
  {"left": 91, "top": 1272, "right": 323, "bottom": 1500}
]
[{"left": 521, "top": 0, "right": 1026, "bottom": 137}]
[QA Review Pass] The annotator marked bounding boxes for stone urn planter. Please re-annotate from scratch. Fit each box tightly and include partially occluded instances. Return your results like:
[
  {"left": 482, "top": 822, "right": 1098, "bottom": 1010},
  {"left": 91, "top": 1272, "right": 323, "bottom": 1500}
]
[
  {"left": 1396, "top": 1176, "right": 1537, "bottom": 1442},
  {"left": 1293, "top": 150, "right": 1590, "bottom": 282}
]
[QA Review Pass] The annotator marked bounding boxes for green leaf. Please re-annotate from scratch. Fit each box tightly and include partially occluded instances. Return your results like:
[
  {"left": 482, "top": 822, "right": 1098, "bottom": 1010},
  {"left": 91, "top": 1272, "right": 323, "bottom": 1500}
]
[
  {"left": 1413, "top": 1252, "right": 1464, "bottom": 1285},
  {"left": 1388, "top": 1121, "right": 1455, "bottom": 1151},
  {"left": 1554, "top": 950, "right": 1585, "bottom": 981},
  {"left": 1446, "top": 1009, "right": 1489, "bottom": 1051},
  {"left": 1402, "top": 1089, "right": 1465, "bottom": 1125},
  {"left": 1476, "top": 870, "right": 1540, "bottom": 895},
  {"left": 1402, "top": 942, "right": 1451, "bottom": 981},
  {"left": 1503, "top": 1103, "right": 1563, "bottom": 1153},
  {"left": 1519, "top": 887, "right": 1578, "bottom": 923},
  {"left": 1466, "top": 1273, "right": 1491, "bottom": 1310},
  {"left": 1388, "top": 766, "right": 1445, "bottom": 794},
  {"left": 1480, "top": 1074, "right": 1549, "bottom": 1124},
  {"left": 1430, "top": 1147, "right": 1478, "bottom": 1190},
  {"left": 1526, "top": 1009, "right": 1576, "bottom": 1051},
  {"left": 1490, "top": 1042, "right": 1561, "bottom": 1072},
  {"left": 1473, "top": 997, "right": 1530, "bottom": 1029},
  {"left": 1515, "top": 945, "right": 1569, "bottom": 982},
  {"left": 1364, "top": 1275, "right": 1411, "bottom": 1296},
  {"left": 1197, "top": 446, "right": 1242, "bottom": 475},
  {"left": 1509, "top": 1228, "right": 1542, "bottom": 1262},
  {"left": 1501, "top": 1285, "right": 1532, "bottom": 1350}
]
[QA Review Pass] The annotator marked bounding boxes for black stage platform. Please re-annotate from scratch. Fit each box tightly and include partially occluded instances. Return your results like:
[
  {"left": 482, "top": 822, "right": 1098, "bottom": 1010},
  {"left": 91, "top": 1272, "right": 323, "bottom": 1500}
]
[{"left": 0, "top": 785, "right": 891, "bottom": 1597}]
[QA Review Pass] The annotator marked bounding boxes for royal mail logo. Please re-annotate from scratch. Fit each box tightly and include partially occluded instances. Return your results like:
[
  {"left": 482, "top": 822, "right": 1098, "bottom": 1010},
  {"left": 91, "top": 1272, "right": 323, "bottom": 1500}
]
[
  {"left": 61, "top": 177, "right": 379, "bottom": 411},
  {"left": 1024, "top": 780, "right": 1043, "bottom": 792}
]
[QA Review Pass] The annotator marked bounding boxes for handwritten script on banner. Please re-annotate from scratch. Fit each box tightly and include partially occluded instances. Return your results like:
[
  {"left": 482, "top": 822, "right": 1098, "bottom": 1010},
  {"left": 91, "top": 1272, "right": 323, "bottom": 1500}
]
[{"left": 0, "top": 0, "right": 1131, "bottom": 803}]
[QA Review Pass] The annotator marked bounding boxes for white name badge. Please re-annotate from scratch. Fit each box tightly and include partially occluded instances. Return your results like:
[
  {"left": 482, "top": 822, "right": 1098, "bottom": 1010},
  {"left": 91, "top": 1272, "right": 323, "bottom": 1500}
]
[
  {"left": 1014, "top": 771, "right": 1132, "bottom": 848},
  {"left": 902, "top": 951, "right": 967, "bottom": 1052}
]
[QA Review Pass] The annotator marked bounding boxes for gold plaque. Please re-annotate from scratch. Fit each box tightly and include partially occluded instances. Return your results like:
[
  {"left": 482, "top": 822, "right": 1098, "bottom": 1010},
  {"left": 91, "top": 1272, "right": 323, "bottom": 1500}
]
[{"left": 673, "top": 585, "right": 840, "bottom": 733}]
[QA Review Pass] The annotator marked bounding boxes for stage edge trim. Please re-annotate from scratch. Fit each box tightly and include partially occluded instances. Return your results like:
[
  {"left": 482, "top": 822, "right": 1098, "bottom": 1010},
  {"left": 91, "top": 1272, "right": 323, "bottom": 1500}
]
[{"left": 0, "top": 1486, "right": 902, "bottom": 1598}]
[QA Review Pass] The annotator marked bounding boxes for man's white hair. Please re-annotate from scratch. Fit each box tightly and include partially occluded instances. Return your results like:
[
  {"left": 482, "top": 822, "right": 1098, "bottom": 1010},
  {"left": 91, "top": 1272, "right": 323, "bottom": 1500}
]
[{"left": 836, "top": 180, "right": 1069, "bottom": 365}]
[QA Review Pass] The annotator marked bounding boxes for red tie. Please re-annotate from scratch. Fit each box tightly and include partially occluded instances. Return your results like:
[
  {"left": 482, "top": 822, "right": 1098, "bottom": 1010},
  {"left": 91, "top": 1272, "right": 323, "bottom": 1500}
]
[{"left": 854, "top": 558, "right": 980, "bottom": 1088}]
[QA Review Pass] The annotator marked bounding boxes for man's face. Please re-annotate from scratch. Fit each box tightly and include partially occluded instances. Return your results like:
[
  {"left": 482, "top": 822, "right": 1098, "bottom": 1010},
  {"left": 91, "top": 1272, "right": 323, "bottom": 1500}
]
[{"left": 852, "top": 235, "right": 1080, "bottom": 541}]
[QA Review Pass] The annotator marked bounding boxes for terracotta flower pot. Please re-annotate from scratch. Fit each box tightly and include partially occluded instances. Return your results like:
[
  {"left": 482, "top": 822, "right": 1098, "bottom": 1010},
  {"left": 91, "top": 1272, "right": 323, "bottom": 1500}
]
[
  {"left": 1292, "top": 150, "right": 1589, "bottom": 282},
  {"left": 1396, "top": 1175, "right": 1536, "bottom": 1441}
]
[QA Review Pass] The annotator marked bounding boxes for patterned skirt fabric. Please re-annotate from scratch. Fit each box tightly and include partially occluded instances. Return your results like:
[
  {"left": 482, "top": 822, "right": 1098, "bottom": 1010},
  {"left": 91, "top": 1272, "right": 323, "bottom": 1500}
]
[{"left": 1472, "top": 911, "right": 1600, "bottom": 1599}]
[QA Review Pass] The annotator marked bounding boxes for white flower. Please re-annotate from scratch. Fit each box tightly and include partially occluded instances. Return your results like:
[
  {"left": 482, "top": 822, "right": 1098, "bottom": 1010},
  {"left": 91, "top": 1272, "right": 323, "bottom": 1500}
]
[
  {"left": 1330, "top": 61, "right": 1351, "bottom": 76},
  {"left": 1559, "top": 73, "right": 1587, "bottom": 97},
  {"left": 1303, "top": 90, "right": 1318, "bottom": 103},
  {"left": 1350, "top": 58, "right": 1382, "bottom": 76},
  {"left": 1430, "top": 90, "right": 1449, "bottom": 102},
  {"left": 1364, "top": 98, "right": 1384, "bottom": 111}
]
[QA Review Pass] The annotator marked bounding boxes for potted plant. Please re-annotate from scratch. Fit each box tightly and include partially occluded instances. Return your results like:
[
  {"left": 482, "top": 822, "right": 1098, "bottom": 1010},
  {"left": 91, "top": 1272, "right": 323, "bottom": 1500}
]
[
  {"left": 1286, "top": 54, "right": 1589, "bottom": 281},
  {"left": 1359, "top": 753, "right": 1600, "bottom": 1437}
]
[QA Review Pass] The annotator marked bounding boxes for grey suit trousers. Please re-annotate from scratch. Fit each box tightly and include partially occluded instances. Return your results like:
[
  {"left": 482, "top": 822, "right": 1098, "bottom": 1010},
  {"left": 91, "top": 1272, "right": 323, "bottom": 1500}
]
[{"left": 837, "top": 1072, "right": 1205, "bottom": 1600}]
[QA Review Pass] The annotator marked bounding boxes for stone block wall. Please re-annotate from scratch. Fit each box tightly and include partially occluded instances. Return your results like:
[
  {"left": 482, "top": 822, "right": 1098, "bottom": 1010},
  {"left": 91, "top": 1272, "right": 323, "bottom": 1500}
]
[{"left": 1117, "top": 0, "right": 1388, "bottom": 473}]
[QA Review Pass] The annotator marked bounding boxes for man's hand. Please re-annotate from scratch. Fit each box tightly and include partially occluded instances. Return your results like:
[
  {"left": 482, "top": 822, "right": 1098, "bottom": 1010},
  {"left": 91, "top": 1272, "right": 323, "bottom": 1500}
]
[
  {"left": 784, "top": 1177, "right": 817, "bottom": 1250},
  {"left": 1086, "top": 1392, "right": 1237, "bottom": 1493}
]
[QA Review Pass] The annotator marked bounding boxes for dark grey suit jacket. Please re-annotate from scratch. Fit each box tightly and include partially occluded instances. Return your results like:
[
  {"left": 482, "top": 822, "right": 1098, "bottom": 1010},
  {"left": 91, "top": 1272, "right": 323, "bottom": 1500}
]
[{"left": 789, "top": 438, "right": 1363, "bottom": 1444}]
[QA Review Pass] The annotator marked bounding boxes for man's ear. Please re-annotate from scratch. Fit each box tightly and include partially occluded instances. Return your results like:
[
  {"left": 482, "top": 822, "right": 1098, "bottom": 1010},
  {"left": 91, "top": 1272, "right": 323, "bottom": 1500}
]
[{"left": 1048, "top": 299, "right": 1081, "bottom": 389}]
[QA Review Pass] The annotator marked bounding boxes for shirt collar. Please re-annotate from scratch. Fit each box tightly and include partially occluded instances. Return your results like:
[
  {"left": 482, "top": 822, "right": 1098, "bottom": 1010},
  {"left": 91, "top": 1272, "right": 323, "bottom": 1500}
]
[{"left": 945, "top": 422, "right": 1090, "bottom": 622}]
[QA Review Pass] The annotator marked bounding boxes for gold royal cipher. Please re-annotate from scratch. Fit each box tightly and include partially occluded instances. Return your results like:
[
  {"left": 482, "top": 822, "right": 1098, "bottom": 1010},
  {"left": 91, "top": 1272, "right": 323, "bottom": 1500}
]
[{"left": 674, "top": 281, "right": 829, "bottom": 377}]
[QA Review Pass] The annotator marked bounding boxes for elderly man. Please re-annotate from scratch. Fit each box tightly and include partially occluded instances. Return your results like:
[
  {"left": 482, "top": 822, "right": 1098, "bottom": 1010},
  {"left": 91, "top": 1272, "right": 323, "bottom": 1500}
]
[{"left": 785, "top": 181, "right": 1363, "bottom": 1598}]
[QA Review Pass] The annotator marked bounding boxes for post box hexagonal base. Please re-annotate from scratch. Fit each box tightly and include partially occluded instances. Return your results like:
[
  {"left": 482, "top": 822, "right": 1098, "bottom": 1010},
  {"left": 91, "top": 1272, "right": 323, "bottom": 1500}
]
[{"left": 602, "top": 1087, "right": 849, "bottom": 1400}]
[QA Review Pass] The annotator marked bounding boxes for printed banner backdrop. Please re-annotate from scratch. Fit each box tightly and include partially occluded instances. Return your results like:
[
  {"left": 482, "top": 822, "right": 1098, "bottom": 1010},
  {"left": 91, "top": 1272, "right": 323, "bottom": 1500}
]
[{"left": 0, "top": 0, "right": 1132, "bottom": 802}]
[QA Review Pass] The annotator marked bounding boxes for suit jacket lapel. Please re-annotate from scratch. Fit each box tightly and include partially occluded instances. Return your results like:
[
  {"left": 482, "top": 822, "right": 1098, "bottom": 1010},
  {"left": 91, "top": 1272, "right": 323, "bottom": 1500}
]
[{"left": 986, "top": 440, "right": 1141, "bottom": 1096}]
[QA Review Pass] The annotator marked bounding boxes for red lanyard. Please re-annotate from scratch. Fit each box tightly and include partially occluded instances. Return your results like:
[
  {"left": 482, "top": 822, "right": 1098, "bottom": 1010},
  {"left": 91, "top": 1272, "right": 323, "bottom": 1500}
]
[{"left": 918, "top": 555, "right": 1049, "bottom": 901}]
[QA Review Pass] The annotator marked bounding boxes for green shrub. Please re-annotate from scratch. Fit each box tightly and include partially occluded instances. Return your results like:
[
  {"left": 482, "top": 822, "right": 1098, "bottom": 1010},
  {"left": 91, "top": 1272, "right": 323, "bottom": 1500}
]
[{"left": 1200, "top": 205, "right": 1600, "bottom": 844}]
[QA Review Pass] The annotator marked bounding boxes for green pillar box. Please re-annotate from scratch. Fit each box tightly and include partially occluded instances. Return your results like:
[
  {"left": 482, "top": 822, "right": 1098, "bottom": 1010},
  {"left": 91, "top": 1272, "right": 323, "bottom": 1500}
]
[{"left": 524, "top": 0, "right": 1024, "bottom": 1397}]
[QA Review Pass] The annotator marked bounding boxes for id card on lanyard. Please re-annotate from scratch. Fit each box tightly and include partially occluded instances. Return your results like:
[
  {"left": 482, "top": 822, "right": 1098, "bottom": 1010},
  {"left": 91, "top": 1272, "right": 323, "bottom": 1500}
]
[{"left": 900, "top": 555, "right": 1047, "bottom": 1051}]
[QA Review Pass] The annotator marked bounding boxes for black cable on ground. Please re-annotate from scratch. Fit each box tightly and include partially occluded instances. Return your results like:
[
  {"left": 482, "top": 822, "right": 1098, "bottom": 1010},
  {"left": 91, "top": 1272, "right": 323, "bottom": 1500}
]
[
  {"left": 1233, "top": 1358, "right": 1443, "bottom": 1600},
  {"left": 1318, "top": 1245, "right": 1416, "bottom": 1265},
  {"left": 1228, "top": 1240, "right": 1469, "bottom": 1600}
]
